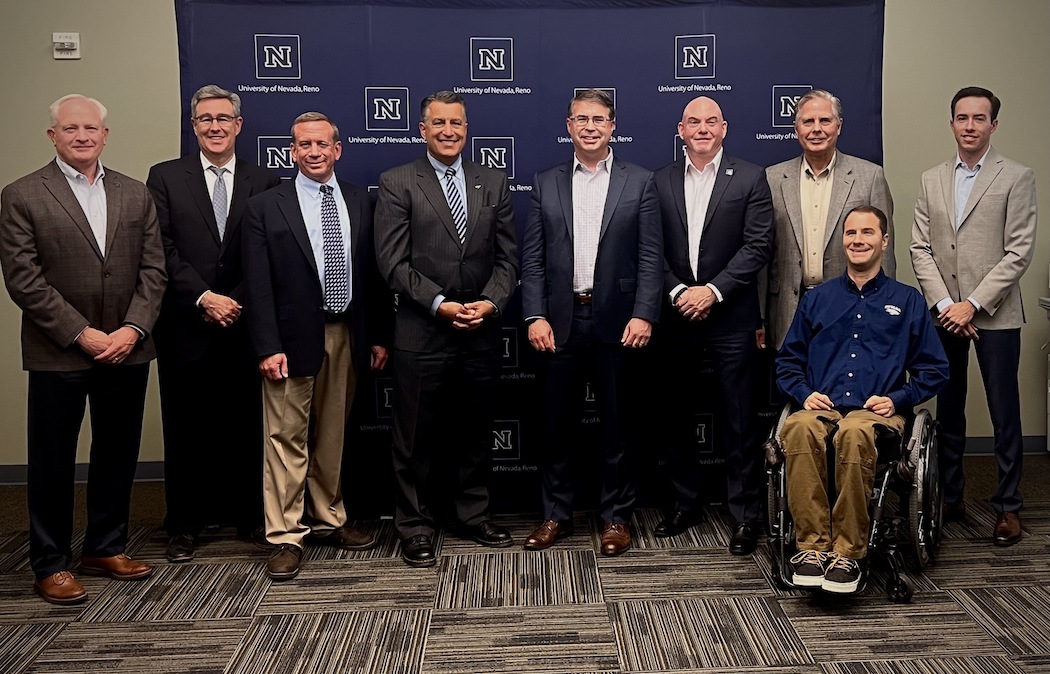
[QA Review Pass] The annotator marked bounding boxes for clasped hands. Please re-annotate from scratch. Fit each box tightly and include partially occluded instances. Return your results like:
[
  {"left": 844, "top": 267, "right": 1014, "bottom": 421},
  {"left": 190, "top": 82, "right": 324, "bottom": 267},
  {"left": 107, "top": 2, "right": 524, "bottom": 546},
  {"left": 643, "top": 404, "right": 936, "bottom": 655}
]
[
  {"left": 938, "top": 300, "right": 979, "bottom": 340},
  {"left": 201, "top": 291, "right": 242, "bottom": 327},
  {"left": 675, "top": 285, "right": 715, "bottom": 322},
  {"left": 438, "top": 300, "right": 493, "bottom": 331},
  {"left": 76, "top": 325, "right": 140, "bottom": 365},
  {"left": 803, "top": 391, "right": 896, "bottom": 418}
]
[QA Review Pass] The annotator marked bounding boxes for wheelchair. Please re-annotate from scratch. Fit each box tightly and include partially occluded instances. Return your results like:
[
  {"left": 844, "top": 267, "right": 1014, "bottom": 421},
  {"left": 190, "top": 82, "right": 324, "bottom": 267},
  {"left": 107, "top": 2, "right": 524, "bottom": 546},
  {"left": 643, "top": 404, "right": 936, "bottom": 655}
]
[{"left": 764, "top": 405, "right": 942, "bottom": 602}]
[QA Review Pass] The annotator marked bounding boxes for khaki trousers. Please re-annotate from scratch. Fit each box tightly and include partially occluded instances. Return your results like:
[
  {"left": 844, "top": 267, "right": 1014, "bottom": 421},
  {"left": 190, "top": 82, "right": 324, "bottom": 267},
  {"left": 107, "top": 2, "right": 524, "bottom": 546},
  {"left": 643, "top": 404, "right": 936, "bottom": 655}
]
[
  {"left": 262, "top": 322, "right": 356, "bottom": 547},
  {"left": 781, "top": 409, "right": 905, "bottom": 559}
]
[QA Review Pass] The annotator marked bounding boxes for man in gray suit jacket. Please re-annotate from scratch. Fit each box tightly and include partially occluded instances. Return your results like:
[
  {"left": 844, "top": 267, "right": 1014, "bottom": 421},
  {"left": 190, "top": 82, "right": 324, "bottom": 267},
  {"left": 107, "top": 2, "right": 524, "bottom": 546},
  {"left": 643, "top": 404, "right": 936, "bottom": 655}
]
[
  {"left": 765, "top": 89, "right": 895, "bottom": 350},
  {"left": 375, "top": 91, "right": 518, "bottom": 568},
  {"left": 0, "top": 95, "right": 166, "bottom": 604},
  {"left": 911, "top": 86, "right": 1037, "bottom": 546}
]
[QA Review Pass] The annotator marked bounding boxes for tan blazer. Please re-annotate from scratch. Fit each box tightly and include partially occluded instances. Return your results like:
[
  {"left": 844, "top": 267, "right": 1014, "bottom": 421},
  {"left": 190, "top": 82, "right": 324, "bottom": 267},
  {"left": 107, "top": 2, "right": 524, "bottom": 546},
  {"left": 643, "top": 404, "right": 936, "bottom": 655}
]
[
  {"left": 910, "top": 146, "right": 1037, "bottom": 330},
  {"left": 764, "top": 152, "right": 895, "bottom": 349},
  {"left": 0, "top": 160, "right": 166, "bottom": 371}
]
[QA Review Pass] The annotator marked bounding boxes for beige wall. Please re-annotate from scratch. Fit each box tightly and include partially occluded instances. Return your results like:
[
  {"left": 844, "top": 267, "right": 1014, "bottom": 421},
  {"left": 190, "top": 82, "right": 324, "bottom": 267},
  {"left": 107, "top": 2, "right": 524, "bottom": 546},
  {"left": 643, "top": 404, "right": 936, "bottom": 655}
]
[{"left": 0, "top": 0, "right": 1046, "bottom": 467}]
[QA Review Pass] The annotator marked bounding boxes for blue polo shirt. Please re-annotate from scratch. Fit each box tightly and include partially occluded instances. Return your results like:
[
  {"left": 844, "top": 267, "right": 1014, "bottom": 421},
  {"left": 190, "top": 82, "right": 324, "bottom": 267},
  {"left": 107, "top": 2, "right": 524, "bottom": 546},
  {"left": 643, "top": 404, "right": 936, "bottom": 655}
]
[{"left": 776, "top": 270, "right": 949, "bottom": 411}]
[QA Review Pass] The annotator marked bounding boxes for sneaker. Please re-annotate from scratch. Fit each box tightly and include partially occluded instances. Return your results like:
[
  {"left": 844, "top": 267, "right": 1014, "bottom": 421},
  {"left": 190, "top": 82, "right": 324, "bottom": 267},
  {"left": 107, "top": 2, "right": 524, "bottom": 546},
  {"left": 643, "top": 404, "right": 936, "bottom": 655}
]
[
  {"left": 822, "top": 552, "right": 862, "bottom": 594},
  {"left": 789, "top": 549, "right": 828, "bottom": 587}
]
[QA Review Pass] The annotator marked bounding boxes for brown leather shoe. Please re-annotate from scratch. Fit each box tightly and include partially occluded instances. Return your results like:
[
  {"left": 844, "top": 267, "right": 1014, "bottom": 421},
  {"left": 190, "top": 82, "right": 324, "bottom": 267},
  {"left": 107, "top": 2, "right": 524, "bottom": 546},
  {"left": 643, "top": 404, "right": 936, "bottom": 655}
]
[
  {"left": 34, "top": 571, "right": 87, "bottom": 605},
  {"left": 993, "top": 512, "right": 1022, "bottom": 547},
  {"left": 600, "top": 522, "right": 631, "bottom": 556},
  {"left": 524, "top": 520, "right": 574, "bottom": 551},
  {"left": 80, "top": 553, "right": 153, "bottom": 580},
  {"left": 307, "top": 525, "right": 377, "bottom": 551},
  {"left": 267, "top": 543, "right": 303, "bottom": 580}
]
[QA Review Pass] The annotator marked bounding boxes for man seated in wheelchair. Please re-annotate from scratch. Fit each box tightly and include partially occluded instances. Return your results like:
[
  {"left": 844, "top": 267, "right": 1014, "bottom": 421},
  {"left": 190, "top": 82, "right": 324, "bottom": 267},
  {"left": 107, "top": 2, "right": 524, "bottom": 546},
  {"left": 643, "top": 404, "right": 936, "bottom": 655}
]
[{"left": 775, "top": 205, "right": 948, "bottom": 594}]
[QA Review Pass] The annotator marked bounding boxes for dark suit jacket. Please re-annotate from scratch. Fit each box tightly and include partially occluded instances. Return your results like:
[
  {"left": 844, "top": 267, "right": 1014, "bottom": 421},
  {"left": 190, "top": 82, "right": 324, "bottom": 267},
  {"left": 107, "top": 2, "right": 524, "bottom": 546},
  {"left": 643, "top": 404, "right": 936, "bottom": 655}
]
[
  {"left": 653, "top": 154, "right": 774, "bottom": 332},
  {"left": 147, "top": 155, "right": 280, "bottom": 362},
  {"left": 242, "top": 178, "right": 390, "bottom": 378},
  {"left": 521, "top": 156, "right": 663, "bottom": 346},
  {"left": 374, "top": 157, "right": 518, "bottom": 352},
  {"left": 0, "top": 160, "right": 167, "bottom": 371}
]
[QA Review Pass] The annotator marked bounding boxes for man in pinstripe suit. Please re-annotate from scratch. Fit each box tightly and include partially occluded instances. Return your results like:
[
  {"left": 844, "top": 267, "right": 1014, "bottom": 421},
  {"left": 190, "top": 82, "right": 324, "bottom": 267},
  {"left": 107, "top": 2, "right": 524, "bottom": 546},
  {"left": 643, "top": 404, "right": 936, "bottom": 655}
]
[{"left": 374, "top": 91, "right": 519, "bottom": 568}]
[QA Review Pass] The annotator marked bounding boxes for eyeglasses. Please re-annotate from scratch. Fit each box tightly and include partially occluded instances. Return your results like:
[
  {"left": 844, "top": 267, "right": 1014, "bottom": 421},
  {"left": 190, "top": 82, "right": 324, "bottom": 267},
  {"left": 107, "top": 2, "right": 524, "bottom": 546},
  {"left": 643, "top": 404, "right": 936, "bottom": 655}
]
[
  {"left": 570, "top": 115, "right": 611, "bottom": 127},
  {"left": 193, "top": 114, "right": 238, "bottom": 127},
  {"left": 683, "top": 118, "right": 724, "bottom": 130}
]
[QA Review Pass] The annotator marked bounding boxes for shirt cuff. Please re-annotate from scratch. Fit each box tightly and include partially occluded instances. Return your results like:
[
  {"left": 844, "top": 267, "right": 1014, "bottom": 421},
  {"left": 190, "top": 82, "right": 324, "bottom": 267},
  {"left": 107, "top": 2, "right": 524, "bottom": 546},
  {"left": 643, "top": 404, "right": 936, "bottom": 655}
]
[
  {"left": 967, "top": 297, "right": 982, "bottom": 312},
  {"left": 706, "top": 283, "right": 723, "bottom": 303},
  {"left": 430, "top": 294, "right": 445, "bottom": 316},
  {"left": 934, "top": 297, "right": 953, "bottom": 313}
]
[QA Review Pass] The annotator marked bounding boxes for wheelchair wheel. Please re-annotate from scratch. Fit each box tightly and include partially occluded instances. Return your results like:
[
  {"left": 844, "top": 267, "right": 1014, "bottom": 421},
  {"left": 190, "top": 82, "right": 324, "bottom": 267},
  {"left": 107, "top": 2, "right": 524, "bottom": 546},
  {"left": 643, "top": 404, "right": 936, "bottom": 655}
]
[
  {"left": 764, "top": 404, "right": 793, "bottom": 539},
  {"left": 887, "top": 576, "right": 914, "bottom": 603},
  {"left": 907, "top": 409, "right": 942, "bottom": 569}
]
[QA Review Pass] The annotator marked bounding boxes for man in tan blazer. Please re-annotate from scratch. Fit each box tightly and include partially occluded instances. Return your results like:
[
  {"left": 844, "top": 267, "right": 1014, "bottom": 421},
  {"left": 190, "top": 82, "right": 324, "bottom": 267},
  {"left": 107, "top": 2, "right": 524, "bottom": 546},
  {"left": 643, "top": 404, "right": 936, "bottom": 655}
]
[
  {"left": 765, "top": 89, "right": 895, "bottom": 350},
  {"left": 0, "top": 94, "right": 167, "bottom": 604},
  {"left": 911, "top": 86, "right": 1037, "bottom": 547}
]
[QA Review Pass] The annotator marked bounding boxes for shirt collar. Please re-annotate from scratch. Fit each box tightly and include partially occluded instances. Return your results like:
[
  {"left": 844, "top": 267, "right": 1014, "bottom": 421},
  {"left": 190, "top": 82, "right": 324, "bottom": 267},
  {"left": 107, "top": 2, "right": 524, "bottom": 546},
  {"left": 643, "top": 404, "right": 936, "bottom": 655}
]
[
  {"left": 573, "top": 147, "right": 614, "bottom": 174},
  {"left": 684, "top": 147, "right": 723, "bottom": 177},
  {"left": 955, "top": 148, "right": 989, "bottom": 172},
  {"left": 56, "top": 156, "right": 105, "bottom": 184},
  {"left": 295, "top": 170, "right": 337, "bottom": 197},
  {"left": 802, "top": 151, "right": 837, "bottom": 178},
  {"left": 844, "top": 267, "right": 887, "bottom": 295},
  {"left": 428, "top": 152, "right": 462, "bottom": 176},
  {"left": 200, "top": 152, "right": 236, "bottom": 174}
]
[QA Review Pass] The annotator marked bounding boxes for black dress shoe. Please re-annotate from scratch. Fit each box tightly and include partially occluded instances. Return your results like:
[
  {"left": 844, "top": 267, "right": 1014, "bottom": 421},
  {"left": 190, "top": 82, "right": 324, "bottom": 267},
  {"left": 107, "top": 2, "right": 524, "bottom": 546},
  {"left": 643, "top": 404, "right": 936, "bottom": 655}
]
[
  {"left": 729, "top": 522, "right": 759, "bottom": 556},
  {"left": 401, "top": 535, "right": 437, "bottom": 568},
  {"left": 166, "top": 534, "right": 196, "bottom": 563},
  {"left": 463, "top": 520, "right": 513, "bottom": 548},
  {"left": 654, "top": 510, "right": 703, "bottom": 538}
]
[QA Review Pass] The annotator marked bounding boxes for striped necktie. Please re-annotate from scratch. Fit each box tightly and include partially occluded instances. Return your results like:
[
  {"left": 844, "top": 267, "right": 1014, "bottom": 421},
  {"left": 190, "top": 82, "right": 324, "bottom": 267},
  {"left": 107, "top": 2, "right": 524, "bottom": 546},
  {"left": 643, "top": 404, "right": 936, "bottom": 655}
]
[{"left": 444, "top": 167, "right": 466, "bottom": 244}]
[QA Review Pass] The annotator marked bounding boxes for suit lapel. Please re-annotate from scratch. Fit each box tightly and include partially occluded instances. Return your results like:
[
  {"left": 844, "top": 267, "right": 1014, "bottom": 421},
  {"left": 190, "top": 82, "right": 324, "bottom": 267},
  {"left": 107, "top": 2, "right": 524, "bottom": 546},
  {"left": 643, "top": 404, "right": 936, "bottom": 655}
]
[
  {"left": 780, "top": 160, "right": 805, "bottom": 256},
  {"left": 225, "top": 161, "right": 256, "bottom": 248},
  {"left": 276, "top": 182, "right": 318, "bottom": 278},
  {"left": 556, "top": 164, "right": 573, "bottom": 242},
  {"left": 824, "top": 156, "right": 854, "bottom": 252},
  {"left": 103, "top": 171, "right": 123, "bottom": 257},
  {"left": 462, "top": 161, "right": 483, "bottom": 246},
  {"left": 337, "top": 179, "right": 360, "bottom": 274},
  {"left": 600, "top": 159, "right": 628, "bottom": 241},
  {"left": 416, "top": 158, "right": 461, "bottom": 246},
  {"left": 40, "top": 161, "right": 104, "bottom": 260},
  {"left": 958, "top": 148, "right": 1003, "bottom": 230},
  {"left": 702, "top": 155, "right": 733, "bottom": 231},
  {"left": 939, "top": 159, "right": 956, "bottom": 229},
  {"left": 669, "top": 160, "right": 689, "bottom": 241},
  {"left": 184, "top": 157, "right": 221, "bottom": 246}
]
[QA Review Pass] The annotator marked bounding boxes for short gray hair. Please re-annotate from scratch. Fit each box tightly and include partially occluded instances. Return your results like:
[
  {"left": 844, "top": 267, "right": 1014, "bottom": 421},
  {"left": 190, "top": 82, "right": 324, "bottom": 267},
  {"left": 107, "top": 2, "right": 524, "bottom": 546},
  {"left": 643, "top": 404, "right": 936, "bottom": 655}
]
[
  {"left": 49, "top": 94, "right": 108, "bottom": 127},
  {"left": 420, "top": 91, "right": 467, "bottom": 123},
  {"left": 291, "top": 112, "right": 340, "bottom": 143},
  {"left": 794, "top": 89, "right": 843, "bottom": 123},
  {"left": 191, "top": 84, "right": 241, "bottom": 118}
]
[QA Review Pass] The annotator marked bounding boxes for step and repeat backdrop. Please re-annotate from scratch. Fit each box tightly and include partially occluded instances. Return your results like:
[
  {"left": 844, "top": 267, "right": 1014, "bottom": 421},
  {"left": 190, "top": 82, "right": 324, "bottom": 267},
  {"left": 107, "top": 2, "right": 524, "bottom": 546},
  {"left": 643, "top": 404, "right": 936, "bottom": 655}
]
[{"left": 176, "top": 0, "right": 885, "bottom": 515}]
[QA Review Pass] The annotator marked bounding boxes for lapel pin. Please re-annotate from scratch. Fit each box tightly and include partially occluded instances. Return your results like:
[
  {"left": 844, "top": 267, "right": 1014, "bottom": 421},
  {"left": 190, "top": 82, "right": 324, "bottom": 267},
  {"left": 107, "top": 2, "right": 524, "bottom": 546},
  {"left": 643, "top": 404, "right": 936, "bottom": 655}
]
[
  {"left": 725, "top": 168, "right": 734, "bottom": 176},
  {"left": 474, "top": 184, "right": 481, "bottom": 189}
]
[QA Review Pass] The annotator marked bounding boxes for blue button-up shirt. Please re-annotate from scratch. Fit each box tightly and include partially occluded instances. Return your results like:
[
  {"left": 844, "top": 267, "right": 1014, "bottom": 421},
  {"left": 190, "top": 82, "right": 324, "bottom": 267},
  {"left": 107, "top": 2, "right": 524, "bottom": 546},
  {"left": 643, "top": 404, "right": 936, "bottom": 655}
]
[{"left": 776, "top": 270, "right": 949, "bottom": 412}]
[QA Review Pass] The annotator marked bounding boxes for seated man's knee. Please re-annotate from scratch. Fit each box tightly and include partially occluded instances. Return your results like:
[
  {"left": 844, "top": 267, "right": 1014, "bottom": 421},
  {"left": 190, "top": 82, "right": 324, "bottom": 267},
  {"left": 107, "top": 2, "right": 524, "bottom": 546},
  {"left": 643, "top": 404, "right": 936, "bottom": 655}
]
[
  {"left": 832, "top": 415, "right": 879, "bottom": 465},
  {"left": 782, "top": 411, "right": 833, "bottom": 456}
]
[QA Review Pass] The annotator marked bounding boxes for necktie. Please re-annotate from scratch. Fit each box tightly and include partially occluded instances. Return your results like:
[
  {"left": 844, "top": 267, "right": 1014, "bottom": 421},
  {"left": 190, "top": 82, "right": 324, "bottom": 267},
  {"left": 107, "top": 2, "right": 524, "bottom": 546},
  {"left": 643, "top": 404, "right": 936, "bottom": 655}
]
[
  {"left": 444, "top": 167, "right": 467, "bottom": 244},
  {"left": 319, "top": 184, "right": 349, "bottom": 311},
  {"left": 208, "top": 166, "right": 229, "bottom": 240}
]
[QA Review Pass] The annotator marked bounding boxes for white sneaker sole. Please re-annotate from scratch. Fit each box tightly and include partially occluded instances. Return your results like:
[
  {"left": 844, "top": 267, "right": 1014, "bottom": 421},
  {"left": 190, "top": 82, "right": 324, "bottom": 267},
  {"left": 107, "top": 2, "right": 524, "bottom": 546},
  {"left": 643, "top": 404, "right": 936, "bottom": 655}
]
[
  {"left": 792, "top": 573, "right": 824, "bottom": 588},
  {"left": 821, "top": 578, "right": 860, "bottom": 594}
]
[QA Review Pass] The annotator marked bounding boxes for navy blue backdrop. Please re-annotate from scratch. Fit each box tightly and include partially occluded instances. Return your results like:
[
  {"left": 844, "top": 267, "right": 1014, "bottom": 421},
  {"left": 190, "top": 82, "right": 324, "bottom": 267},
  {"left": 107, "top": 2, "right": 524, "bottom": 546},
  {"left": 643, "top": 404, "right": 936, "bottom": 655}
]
[{"left": 175, "top": 0, "right": 885, "bottom": 516}]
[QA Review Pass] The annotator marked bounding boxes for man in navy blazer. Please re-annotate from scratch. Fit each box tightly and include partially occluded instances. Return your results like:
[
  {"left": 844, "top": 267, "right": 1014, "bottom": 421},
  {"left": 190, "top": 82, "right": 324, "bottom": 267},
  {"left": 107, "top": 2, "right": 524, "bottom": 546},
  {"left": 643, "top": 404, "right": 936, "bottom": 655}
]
[
  {"left": 147, "top": 85, "right": 280, "bottom": 563},
  {"left": 243, "top": 112, "right": 391, "bottom": 580},
  {"left": 521, "top": 89, "right": 663, "bottom": 556},
  {"left": 650, "top": 97, "right": 773, "bottom": 555}
]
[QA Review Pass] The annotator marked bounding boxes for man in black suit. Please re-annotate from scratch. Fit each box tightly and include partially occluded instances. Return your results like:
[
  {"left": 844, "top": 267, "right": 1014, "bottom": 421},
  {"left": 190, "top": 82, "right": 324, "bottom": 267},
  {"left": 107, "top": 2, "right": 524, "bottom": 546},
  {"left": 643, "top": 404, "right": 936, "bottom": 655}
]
[
  {"left": 520, "top": 89, "right": 663, "bottom": 556},
  {"left": 147, "top": 85, "right": 280, "bottom": 563},
  {"left": 243, "top": 112, "right": 391, "bottom": 580},
  {"left": 651, "top": 96, "right": 773, "bottom": 554},
  {"left": 374, "top": 91, "right": 518, "bottom": 568}
]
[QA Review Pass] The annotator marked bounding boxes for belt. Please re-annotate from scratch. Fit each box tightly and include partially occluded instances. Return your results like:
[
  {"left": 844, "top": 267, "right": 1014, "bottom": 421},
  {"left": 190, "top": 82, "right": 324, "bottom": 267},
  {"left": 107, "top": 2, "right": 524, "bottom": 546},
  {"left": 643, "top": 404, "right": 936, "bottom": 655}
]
[
  {"left": 800, "top": 284, "right": 819, "bottom": 296},
  {"left": 573, "top": 292, "right": 593, "bottom": 305},
  {"left": 324, "top": 310, "right": 349, "bottom": 323}
]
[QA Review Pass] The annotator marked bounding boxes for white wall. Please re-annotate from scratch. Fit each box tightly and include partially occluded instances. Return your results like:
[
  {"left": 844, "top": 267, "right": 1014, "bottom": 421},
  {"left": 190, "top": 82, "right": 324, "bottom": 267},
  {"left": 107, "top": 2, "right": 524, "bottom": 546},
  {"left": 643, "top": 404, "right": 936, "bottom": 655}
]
[{"left": 0, "top": 0, "right": 1046, "bottom": 467}]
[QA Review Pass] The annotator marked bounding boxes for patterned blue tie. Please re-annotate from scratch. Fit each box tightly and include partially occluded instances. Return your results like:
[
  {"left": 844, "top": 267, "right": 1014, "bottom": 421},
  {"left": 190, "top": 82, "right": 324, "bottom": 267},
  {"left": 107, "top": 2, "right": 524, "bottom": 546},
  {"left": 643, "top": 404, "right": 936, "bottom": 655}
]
[
  {"left": 208, "top": 166, "right": 228, "bottom": 240},
  {"left": 319, "top": 184, "right": 349, "bottom": 311},
  {"left": 444, "top": 167, "right": 466, "bottom": 244}
]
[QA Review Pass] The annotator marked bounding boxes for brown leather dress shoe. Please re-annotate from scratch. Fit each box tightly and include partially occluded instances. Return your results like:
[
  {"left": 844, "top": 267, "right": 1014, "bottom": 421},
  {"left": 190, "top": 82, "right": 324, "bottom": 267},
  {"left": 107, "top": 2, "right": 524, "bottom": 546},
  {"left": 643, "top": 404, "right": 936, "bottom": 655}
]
[
  {"left": 267, "top": 543, "right": 303, "bottom": 580},
  {"left": 80, "top": 553, "right": 153, "bottom": 580},
  {"left": 524, "top": 520, "right": 574, "bottom": 551},
  {"left": 34, "top": 571, "right": 87, "bottom": 605},
  {"left": 993, "top": 511, "right": 1022, "bottom": 547},
  {"left": 600, "top": 522, "right": 631, "bottom": 556},
  {"left": 307, "top": 525, "right": 377, "bottom": 551}
]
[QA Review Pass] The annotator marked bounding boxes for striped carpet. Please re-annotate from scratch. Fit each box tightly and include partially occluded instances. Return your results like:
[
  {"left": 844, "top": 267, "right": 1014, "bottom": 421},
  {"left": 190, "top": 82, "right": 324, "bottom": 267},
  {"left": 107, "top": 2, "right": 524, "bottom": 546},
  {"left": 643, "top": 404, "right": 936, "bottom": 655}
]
[{"left": 3, "top": 487, "right": 1050, "bottom": 672}]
